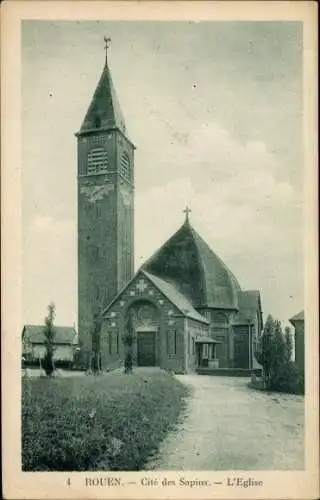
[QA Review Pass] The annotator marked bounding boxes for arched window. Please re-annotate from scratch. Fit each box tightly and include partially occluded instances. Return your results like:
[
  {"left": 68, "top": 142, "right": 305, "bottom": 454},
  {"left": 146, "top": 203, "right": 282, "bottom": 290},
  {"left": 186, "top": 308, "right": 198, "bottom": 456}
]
[
  {"left": 120, "top": 152, "right": 130, "bottom": 181},
  {"left": 87, "top": 147, "right": 108, "bottom": 175}
]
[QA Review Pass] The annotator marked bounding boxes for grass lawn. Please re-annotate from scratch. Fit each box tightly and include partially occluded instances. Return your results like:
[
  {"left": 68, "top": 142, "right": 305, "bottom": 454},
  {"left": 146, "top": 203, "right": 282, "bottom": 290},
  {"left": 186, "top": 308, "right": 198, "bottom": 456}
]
[{"left": 22, "top": 368, "right": 189, "bottom": 471}]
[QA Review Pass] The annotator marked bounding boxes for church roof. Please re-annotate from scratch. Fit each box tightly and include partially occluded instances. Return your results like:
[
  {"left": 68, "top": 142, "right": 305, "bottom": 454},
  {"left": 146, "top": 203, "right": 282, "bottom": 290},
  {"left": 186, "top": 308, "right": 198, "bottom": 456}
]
[
  {"left": 77, "top": 49, "right": 127, "bottom": 137},
  {"left": 142, "top": 271, "right": 209, "bottom": 324},
  {"left": 142, "top": 219, "right": 241, "bottom": 310}
]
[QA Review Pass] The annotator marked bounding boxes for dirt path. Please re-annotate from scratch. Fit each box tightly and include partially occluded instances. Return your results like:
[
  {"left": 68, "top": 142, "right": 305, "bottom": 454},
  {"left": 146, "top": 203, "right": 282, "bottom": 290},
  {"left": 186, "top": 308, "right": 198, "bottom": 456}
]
[{"left": 146, "top": 375, "right": 304, "bottom": 470}]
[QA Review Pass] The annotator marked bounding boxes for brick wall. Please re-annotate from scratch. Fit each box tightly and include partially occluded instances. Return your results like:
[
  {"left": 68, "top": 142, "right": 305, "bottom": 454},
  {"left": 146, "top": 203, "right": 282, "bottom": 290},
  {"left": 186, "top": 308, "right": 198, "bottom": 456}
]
[
  {"left": 77, "top": 130, "right": 134, "bottom": 362},
  {"left": 99, "top": 272, "right": 208, "bottom": 373}
]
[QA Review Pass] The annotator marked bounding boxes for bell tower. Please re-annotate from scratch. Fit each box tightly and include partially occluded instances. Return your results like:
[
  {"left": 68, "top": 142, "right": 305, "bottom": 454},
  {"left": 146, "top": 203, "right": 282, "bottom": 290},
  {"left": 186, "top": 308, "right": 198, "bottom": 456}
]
[{"left": 76, "top": 38, "right": 135, "bottom": 362}]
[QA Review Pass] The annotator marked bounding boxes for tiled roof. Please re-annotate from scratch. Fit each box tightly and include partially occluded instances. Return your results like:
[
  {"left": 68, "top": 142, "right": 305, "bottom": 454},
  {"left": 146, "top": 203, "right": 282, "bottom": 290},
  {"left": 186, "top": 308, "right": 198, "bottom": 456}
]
[
  {"left": 22, "top": 325, "right": 78, "bottom": 345},
  {"left": 289, "top": 310, "right": 304, "bottom": 323},
  {"left": 191, "top": 225, "right": 241, "bottom": 308},
  {"left": 142, "top": 220, "right": 241, "bottom": 310},
  {"left": 142, "top": 271, "right": 209, "bottom": 324}
]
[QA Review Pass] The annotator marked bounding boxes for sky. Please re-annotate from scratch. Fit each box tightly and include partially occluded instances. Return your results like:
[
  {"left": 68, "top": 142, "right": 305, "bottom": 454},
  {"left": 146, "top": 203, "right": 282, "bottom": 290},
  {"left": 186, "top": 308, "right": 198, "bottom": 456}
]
[{"left": 22, "top": 20, "right": 303, "bottom": 328}]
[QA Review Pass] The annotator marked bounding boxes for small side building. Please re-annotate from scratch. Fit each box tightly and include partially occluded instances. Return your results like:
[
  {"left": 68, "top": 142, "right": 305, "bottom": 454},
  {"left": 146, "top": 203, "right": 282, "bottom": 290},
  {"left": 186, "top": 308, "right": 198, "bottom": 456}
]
[
  {"left": 22, "top": 325, "right": 79, "bottom": 366},
  {"left": 289, "top": 310, "right": 305, "bottom": 375}
]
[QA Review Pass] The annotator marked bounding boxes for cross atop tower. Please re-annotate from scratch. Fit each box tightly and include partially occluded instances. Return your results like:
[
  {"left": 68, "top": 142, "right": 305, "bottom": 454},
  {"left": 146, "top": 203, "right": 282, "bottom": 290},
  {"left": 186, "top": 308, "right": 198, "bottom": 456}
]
[
  {"left": 183, "top": 206, "right": 192, "bottom": 223},
  {"left": 104, "top": 36, "right": 111, "bottom": 63}
]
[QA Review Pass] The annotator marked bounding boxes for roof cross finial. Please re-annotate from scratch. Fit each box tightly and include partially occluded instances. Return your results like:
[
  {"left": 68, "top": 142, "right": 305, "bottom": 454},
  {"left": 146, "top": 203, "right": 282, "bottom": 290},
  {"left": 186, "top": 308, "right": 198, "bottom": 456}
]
[
  {"left": 104, "top": 36, "right": 111, "bottom": 63},
  {"left": 183, "top": 206, "right": 192, "bottom": 223}
]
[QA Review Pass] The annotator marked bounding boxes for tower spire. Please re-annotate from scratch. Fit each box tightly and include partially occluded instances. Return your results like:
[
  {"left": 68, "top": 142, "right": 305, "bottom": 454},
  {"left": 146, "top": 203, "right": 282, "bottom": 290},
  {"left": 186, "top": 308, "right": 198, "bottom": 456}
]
[
  {"left": 77, "top": 35, "right": 130, "bottom": 137},
  {"left": 104, "top": 36, "right": 111, "bottom": 65}
]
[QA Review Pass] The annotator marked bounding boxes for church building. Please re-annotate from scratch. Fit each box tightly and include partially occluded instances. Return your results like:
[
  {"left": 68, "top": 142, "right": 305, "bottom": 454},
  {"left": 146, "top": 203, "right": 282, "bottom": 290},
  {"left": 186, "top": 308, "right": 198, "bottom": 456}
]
[{"left": 76, "top": 40, "right": 263, "bottom": 374}]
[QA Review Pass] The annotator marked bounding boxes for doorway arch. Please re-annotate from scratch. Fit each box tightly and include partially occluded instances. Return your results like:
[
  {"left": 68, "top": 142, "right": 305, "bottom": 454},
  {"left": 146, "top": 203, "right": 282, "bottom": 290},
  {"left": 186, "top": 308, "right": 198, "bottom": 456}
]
[{"left": 125, "top": 300, "right": 160, "bottom": 366}]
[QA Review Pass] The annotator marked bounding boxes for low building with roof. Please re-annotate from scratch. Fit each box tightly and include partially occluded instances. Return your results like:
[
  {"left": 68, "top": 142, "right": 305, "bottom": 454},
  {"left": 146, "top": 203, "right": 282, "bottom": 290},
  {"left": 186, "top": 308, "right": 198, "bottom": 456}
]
[
  {"left": 22, "top": 325, "right": 79, "bottom": 365},
  {"left": 289, "top": 310, "right": 305, "bottom": 375}
]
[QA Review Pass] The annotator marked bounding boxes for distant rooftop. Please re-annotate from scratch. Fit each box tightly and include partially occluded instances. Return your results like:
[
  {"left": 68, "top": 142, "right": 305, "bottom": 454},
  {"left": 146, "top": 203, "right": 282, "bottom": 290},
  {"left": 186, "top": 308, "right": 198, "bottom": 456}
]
[
  {"left": 289, "top": 310, "right": 304, "bottom": 323},
  {"left": 22, "top": 325, "right": 78, "bottom": 345}
]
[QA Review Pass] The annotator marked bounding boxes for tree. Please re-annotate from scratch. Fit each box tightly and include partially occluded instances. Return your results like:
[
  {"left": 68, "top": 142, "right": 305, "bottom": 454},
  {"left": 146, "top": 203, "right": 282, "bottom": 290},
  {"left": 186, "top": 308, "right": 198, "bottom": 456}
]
[
  {"left": 255, "top": 314, "right": 274, "bottom": 388},
  {"left": 270, "top": 320, "right": 286, "bottom": 386},
  {"left": 42, "top": 302, "right": 56, "bottom": 376},
  {"left": 91, "top": 312, "right": 102, "bottom": 374},
  {"left": 284, "top": 326, "right": 293, "bottom": 364},
  {"left": 123, "top": 310, "right": 136, "bottom": 374},
  {"left": 254, "top": 316, "right": 302, "bottom": 393}
]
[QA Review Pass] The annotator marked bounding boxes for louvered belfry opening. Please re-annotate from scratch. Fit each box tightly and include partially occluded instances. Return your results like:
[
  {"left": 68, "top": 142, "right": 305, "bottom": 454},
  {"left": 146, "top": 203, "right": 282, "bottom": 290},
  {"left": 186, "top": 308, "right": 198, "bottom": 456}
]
[
  {"left": 87, "top": 147, "right": 109, "bottom": 175},
  {"left": 120, "top": 152, "right": 130, "bottom": 180}
]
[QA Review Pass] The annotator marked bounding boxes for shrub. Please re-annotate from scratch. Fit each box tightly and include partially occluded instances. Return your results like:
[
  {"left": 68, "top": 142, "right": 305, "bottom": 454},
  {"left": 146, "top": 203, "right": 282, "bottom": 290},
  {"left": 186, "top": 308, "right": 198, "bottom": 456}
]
[
  {"left": 254, "top": 315, "right": 302, "bottom": 394},
  {"left": 124, "top": 352, "right": 133, "bottom": 373},
  {"left": 270, "top": 361, "right": 304, "bottom": 395},
  {"left": 254, "top": 315, "right": 274, "bottom": 387}
]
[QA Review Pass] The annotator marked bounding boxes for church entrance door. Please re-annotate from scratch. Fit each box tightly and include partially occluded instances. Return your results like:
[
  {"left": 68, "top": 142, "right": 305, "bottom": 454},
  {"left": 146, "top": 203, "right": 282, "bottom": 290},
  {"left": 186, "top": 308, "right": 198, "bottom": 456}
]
[{"left": 137, "top": 331, "right": 156, "bottom": 366}]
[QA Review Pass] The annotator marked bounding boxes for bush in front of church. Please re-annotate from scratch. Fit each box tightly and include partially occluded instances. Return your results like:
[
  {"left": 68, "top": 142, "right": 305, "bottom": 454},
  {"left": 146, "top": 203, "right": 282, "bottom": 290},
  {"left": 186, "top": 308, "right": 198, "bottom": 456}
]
[
  {"left": 269, "top": 360, "right": 304, "bottom": 395},
  {"left": 22, "top": 369, "right": 189, "bottom": 471},
  {"left": 254, "top": 315, "right": 304, "bottom": 395},
  {"left": 124, "top": 352, "right": 133, "bottom": 373}
]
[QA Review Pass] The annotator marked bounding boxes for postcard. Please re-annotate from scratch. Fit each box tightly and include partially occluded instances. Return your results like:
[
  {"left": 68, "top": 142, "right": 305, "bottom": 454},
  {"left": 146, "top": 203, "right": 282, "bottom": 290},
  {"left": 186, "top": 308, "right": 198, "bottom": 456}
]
[{"left": 1, "top": 1, "right": 318, "bottom": 499}]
